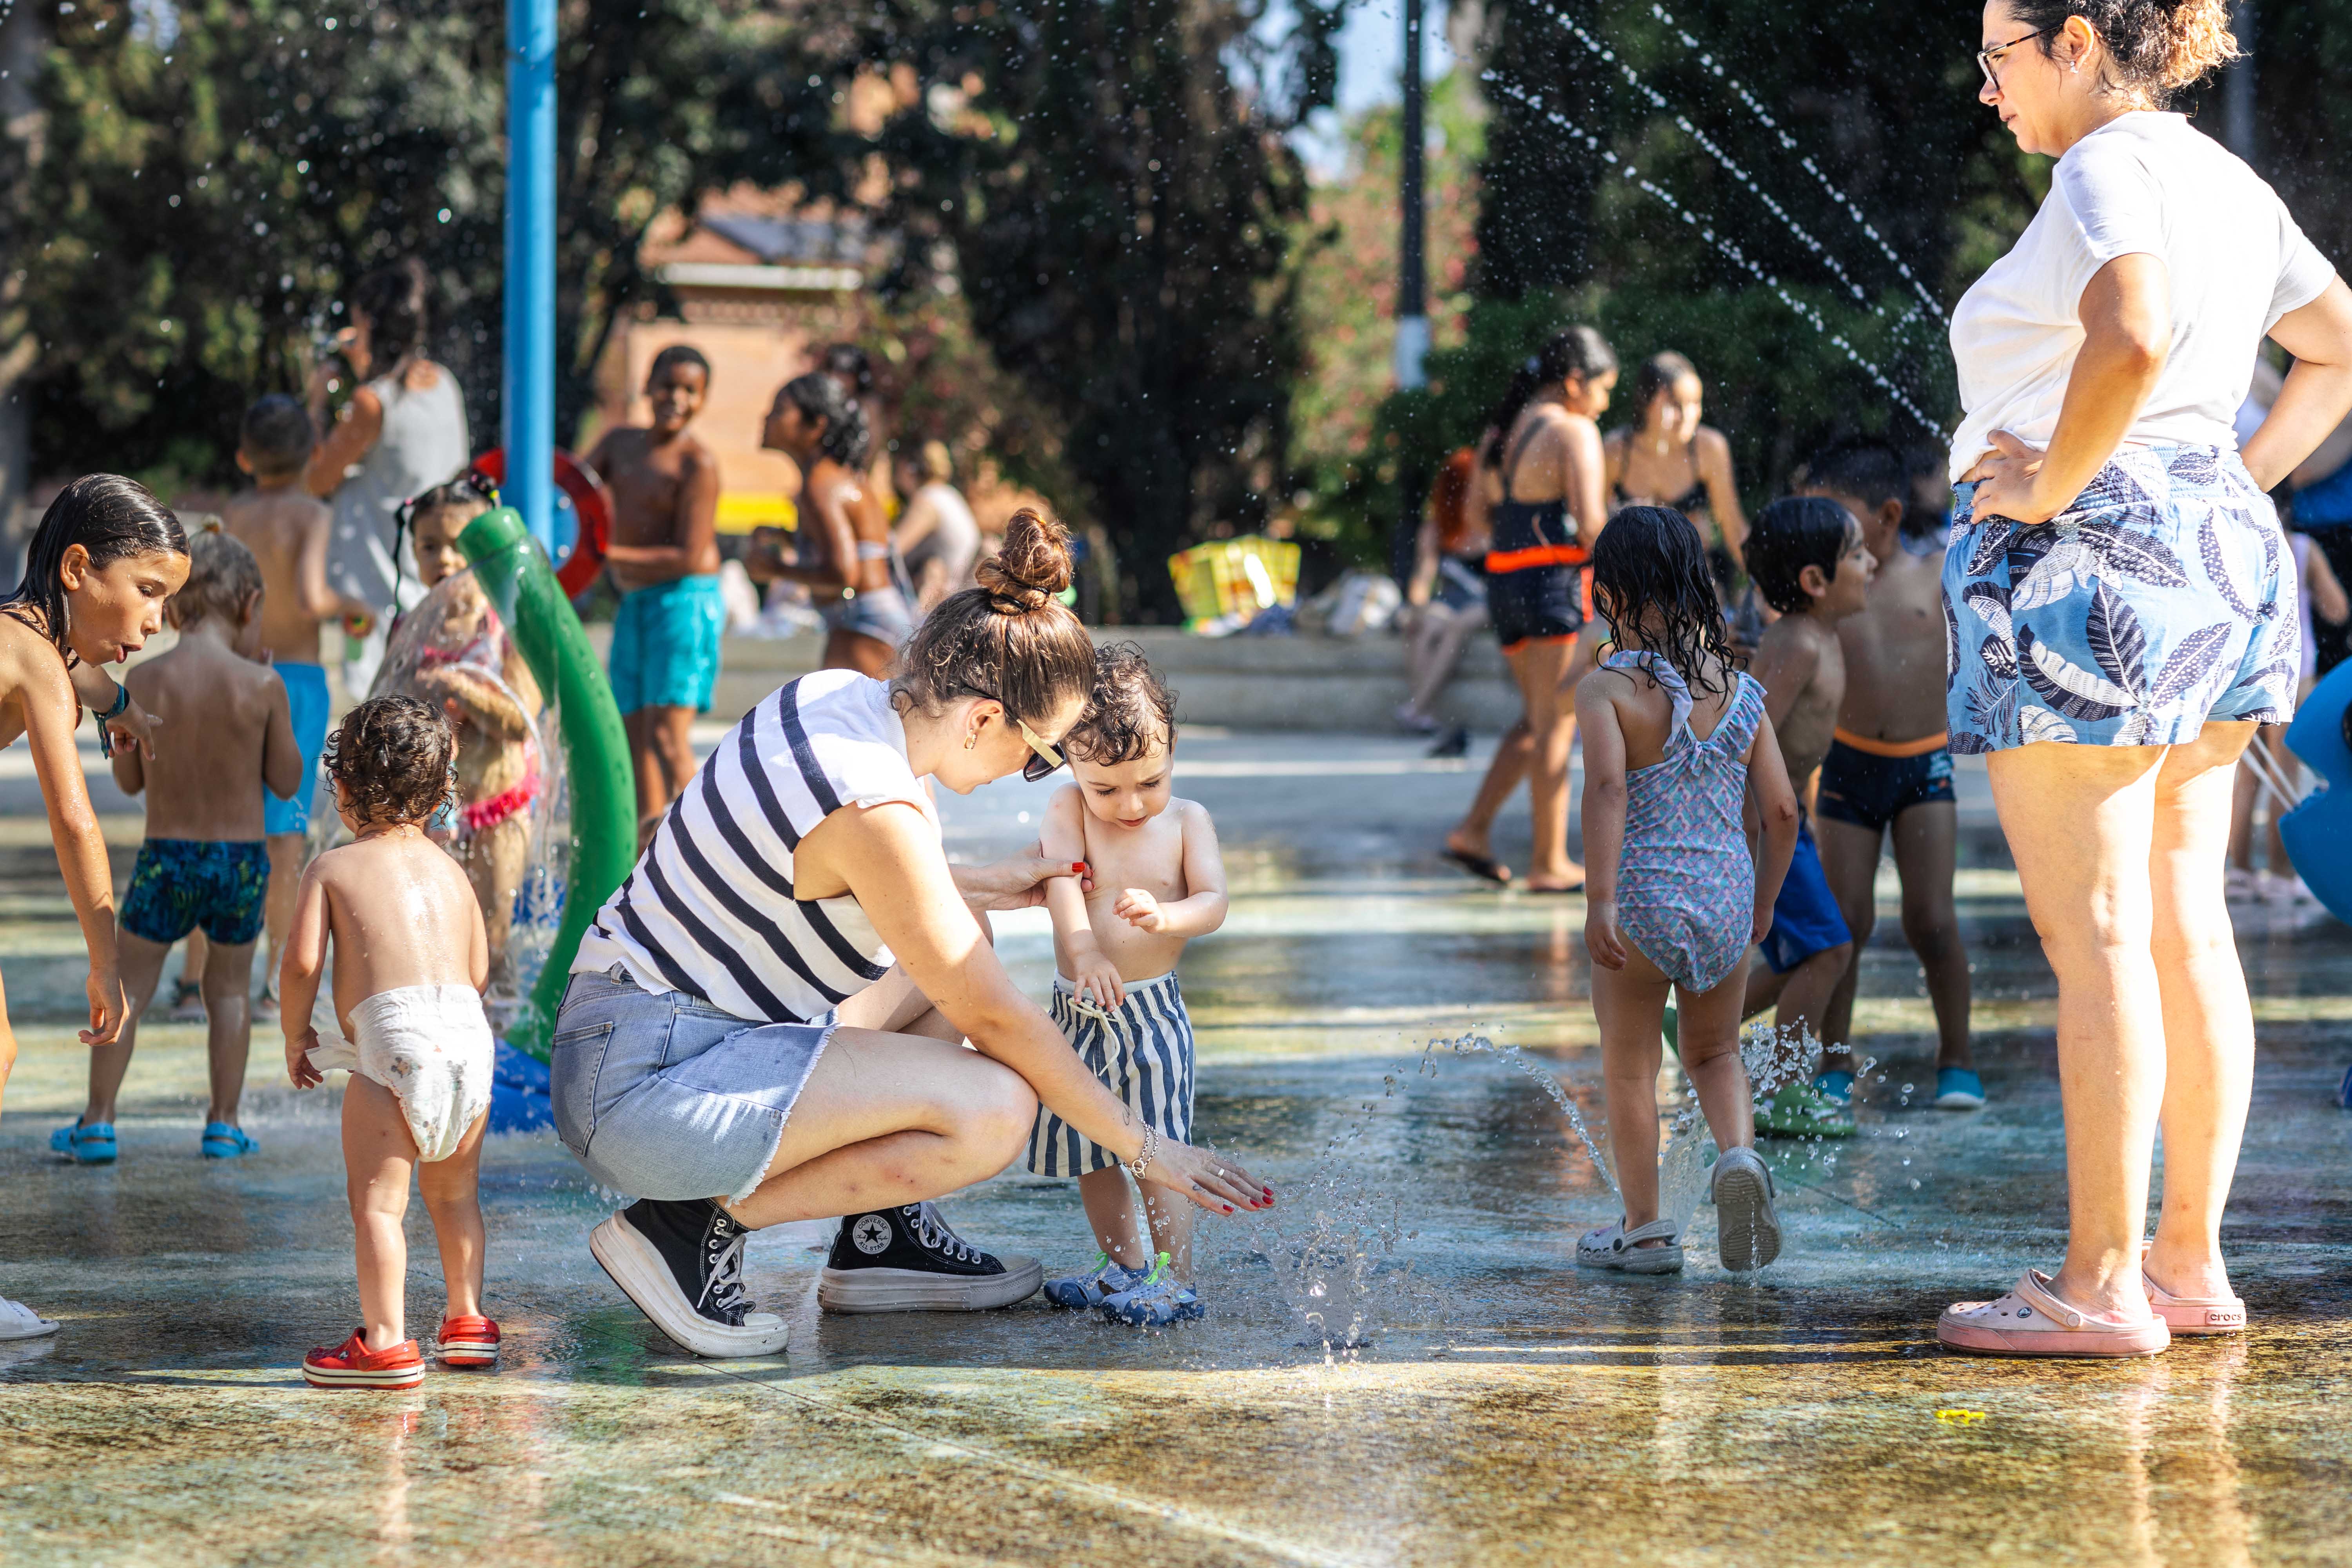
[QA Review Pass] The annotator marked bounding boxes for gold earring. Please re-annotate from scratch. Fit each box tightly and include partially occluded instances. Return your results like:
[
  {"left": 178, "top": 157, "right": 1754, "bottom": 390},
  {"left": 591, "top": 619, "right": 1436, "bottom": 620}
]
[{"left": 964, "top": 731, "right": 978, "bottom": 750}]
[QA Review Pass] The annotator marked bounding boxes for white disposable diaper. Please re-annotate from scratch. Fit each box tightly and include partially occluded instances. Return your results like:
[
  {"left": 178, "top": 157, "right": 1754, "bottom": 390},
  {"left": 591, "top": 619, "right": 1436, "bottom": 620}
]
[{"left": 307, "top": 984, "right": 495, "bottom": 1163}]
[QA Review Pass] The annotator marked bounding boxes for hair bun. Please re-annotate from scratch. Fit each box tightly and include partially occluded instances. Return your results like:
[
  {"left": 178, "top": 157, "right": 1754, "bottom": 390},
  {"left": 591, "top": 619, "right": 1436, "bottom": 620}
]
[{"left": 975, "top": 508, "right": 1074, "bottom": 613}]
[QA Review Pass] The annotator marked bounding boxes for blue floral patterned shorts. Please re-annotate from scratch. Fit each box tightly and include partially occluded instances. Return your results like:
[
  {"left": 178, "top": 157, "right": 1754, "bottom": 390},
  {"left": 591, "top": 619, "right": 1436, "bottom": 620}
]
[{"left": 1944, "top": 445, "right": 2299, "bottom": 752}]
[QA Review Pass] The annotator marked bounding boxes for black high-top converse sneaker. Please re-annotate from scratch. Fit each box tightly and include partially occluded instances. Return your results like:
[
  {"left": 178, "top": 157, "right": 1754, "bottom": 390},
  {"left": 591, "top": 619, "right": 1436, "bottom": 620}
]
[
  {"left": 588, "top": 1198, "right": 790, "bottom": 1357},
  {"left": 816, "top": 1202, "right": 1043, "bottom": 1313}
]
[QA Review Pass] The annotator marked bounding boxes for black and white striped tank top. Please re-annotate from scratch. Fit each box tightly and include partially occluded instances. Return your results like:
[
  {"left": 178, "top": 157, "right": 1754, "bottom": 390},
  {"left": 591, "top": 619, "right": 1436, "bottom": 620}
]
[{"left": 572, "top": 669, "right": 931, "bottom": 1021}]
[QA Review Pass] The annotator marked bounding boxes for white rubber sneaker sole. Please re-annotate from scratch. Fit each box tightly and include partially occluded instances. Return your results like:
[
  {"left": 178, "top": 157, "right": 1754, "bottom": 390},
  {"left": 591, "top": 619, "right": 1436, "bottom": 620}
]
[
  {"left": 1575, "top": 1243, "right": 1686, "bottom": 1274},
  {"left": 1935, "top": 1089, "right": 1988, "bottom": 1110},
  {"left": 301, "top": 1362, "right": 425, "bottom": 1389},
  {"left": 817, "top": 1254, "right": 1044, "bottom": 1313},
  {"left": 1711, "top": 1150, "right": 1783, "bottom": 1272},
  {"left": 588, "top": 1213, "right": 789, "bottom": 1359}
]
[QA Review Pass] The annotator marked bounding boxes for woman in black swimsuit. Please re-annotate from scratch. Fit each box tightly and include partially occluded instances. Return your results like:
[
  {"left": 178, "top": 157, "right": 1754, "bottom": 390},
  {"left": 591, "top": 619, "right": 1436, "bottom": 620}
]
[
  {"left": 1441, "top": 326, "right": 1618, "bottom": 891},
  {"left": 1604, "top": 354, "right": 1750, "bottom": 628}
]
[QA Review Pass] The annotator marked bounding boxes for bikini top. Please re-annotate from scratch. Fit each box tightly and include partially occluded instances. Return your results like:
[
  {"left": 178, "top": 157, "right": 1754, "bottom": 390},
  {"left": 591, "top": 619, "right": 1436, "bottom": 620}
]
[
  {"left": 1612, "top": 436, "right": 1711, "bottom": 524},
  {"left": 1487, "top": 418, "right": 1586, "bottom": 573},
  {"left": 1603, "top": 650, "right": 1763, "bottom": 779}
]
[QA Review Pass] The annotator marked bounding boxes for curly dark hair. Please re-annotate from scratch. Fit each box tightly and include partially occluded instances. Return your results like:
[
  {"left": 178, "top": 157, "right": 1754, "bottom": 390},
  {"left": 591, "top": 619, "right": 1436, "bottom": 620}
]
[
  {"left": 1067, "top": 642, "right": 1177, "bottom": 766},
  {"left": 323, "top": 694, "right": 454, "bottom": 826},
  {"left": 1589, "top": 506, "right": 1737, "bottom": 697}
]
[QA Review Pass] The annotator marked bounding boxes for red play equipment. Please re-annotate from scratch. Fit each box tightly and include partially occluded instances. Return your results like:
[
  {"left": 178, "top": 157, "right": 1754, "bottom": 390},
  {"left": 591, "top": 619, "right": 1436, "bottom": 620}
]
[{"left": 470, "top": 447, "right": 613, "bottom": 596}]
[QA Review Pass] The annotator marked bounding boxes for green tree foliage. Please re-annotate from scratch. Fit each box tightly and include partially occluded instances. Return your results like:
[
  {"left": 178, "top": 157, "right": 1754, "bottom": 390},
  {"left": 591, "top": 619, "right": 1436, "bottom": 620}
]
[
  {"left": 20, "top": 0, "right": 837, "bottom": 490},
  {"left": 861, "top": 0, "right": 1345, "bottom": 619}
]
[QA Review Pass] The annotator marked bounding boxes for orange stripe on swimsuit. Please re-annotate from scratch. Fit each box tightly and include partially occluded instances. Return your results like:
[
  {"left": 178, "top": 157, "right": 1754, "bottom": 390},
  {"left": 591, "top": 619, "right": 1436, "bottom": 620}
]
[
  {"left": 1484, "top": 543, "right": 1591, "bottom": 573},
  {"left": 1831, "top": 728, "right": 1949, "bottom": 759}
]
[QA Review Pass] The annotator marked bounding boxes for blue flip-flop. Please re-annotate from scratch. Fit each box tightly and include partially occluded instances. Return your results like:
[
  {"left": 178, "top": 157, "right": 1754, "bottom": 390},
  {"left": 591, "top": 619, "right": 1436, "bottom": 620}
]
[
  {"left": 201, "top": 1123, "right": 258, "bottom": 1160},
  {"left": 50, "top": 1120, "right": 116, "bottom": 1164}
]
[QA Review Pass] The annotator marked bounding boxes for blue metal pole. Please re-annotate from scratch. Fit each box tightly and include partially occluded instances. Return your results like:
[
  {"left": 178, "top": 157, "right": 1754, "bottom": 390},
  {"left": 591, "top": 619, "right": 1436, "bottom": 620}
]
[{"left": 503, "top": 0, "right": 556, "bottom": 551}]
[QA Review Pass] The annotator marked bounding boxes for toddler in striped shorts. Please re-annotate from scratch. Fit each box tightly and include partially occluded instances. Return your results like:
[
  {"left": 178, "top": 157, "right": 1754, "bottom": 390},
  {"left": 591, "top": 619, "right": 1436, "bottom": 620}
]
[{"left": 1028, "top": 644, "right": 1229, "bottom": 1327}]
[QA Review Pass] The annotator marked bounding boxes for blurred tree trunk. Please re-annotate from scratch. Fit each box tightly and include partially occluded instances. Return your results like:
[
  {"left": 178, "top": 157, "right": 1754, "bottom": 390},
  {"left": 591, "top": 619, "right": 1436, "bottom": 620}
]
[{"left": 0, "top": 0, "right": 42, "bottom": 575}]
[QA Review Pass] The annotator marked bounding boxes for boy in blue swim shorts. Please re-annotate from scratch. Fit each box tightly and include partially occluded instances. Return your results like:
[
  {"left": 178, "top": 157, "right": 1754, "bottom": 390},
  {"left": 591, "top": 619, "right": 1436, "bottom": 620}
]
[
  {"left": 587, "top": 345, "right": 725, "bottom": 842},
  {"left": 1740, "top": 498, "right": 1877, "bottom": 1136},
  {"left": 54, "top": 531, "right": 306, "bottom": 1164}
]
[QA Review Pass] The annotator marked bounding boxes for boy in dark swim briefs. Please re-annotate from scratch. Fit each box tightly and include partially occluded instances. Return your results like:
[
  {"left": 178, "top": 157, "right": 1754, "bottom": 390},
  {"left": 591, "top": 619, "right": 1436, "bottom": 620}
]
[
  {"left": 1799, "top": 439, "right": 1981, "bottom": 1111},
  {"left": 586, "top": 343, "right": 724, "bottom": 841},
  {"left": 1740, "top": 498, "right": 1877, "bottom": 1137}
]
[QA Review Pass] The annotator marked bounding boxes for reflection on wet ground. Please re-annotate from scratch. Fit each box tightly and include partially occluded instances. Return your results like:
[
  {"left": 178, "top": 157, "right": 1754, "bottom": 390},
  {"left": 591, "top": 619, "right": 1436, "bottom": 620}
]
[{"left": 5, "top": 731, "right": 2350, "bottom": 1564}]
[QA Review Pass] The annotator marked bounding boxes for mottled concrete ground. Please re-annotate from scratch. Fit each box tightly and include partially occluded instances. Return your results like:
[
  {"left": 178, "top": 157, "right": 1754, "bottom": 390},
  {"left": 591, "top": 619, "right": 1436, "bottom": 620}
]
[{"left": 4, "top": 729, "right": 2349, "bottom": 1566}]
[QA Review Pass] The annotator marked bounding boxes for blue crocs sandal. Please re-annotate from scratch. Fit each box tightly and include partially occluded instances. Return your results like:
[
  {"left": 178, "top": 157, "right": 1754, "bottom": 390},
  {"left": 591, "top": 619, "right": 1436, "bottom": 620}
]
[
  {"left": 1934, "top": 1067, "right": 1987, "bottom": 1110},
  {"left": 1100, "top": 1253, "right": 1204, "bottom": 1328},
  {"left": 50, "top": 1120, "right": 116, "bottom": 1165},
  {"left": 1042, "top": 1252, "right": 1145, "bottom": 1310},
  {"left": 201, "top": 1123, "right": 259, "bottom": 1159}
]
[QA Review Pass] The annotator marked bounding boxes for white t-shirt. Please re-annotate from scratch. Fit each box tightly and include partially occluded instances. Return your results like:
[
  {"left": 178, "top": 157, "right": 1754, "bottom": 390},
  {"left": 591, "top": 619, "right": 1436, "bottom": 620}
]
[{"left": 1947, "top": 112, "right": 2336, "bottom": 482}]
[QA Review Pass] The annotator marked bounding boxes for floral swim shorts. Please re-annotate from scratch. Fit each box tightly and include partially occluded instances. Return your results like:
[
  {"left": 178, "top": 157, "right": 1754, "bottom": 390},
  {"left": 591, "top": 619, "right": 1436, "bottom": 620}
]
[{"left": 1944, "top": 445, "right": 2299, "bottom": 752}]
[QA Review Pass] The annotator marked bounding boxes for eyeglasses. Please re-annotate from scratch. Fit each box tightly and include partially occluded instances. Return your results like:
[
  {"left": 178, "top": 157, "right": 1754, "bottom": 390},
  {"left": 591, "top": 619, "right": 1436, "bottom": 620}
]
[
  {"left": 1977, "top": 25, "right": 2056, "bottom": 89},
  {"left": 967, "top": 688, "right": 1067, "bottom": 781}
]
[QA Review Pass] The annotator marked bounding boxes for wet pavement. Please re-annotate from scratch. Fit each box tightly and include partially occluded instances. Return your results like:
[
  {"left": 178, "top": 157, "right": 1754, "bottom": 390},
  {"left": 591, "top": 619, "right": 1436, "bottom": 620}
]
[{"left": 4, "top": 729, "right": 2351, "bottom": 1565}]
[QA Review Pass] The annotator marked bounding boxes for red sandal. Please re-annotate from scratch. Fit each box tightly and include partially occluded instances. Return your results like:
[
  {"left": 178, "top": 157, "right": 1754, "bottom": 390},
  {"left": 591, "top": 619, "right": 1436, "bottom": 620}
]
[
  {"left": 303, "top": 1329, "right": 425, "bottom": 1389},
  {"left": 437, "top": 1315, "right": 502, "bottom": 1368}
]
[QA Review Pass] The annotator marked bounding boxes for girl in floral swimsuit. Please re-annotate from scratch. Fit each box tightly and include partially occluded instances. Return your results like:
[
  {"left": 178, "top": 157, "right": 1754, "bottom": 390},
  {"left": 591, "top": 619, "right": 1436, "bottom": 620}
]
[{"left": 1573, "top": 507, "right": 1801, "bottom": 1277}]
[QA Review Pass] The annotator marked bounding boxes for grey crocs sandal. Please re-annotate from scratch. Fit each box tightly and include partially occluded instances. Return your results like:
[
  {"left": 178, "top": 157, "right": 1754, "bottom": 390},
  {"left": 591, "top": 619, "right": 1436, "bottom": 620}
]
[{"left": 1576, "top": 1217, "right": 1686, "bottom": 1274}]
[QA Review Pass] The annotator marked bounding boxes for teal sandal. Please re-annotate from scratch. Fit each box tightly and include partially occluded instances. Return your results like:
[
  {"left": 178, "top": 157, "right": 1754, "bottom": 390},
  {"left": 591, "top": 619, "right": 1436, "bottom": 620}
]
[
  {"left": 50, "top": 1120, "right": 117, "bottom": 1164},
  {"left": 201, "top": 1123, "right": 258, "bottom": 1160}
]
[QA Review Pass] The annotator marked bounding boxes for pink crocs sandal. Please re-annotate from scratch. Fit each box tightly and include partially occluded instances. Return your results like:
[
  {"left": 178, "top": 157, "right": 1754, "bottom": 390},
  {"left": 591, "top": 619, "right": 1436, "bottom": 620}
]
[
  {"left": 2140, "top": 1243, "right": 2246, "bottom": 1336},
  {"left": 1938, "top": 1269, "right": 2171, "bottom": 1358}
]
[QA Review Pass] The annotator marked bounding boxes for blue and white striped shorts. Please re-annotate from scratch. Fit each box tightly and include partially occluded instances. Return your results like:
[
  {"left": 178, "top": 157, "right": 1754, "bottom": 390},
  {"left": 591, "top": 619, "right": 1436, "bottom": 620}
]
[{"left": 1025, "top": 970, "right": 1196, "bottom": 1178}]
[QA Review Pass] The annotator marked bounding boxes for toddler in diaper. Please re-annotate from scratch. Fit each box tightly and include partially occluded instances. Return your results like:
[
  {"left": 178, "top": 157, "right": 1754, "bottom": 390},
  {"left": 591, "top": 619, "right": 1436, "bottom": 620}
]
[{"left": 281, "top": 694, "right": 499, "bottom": 1390}]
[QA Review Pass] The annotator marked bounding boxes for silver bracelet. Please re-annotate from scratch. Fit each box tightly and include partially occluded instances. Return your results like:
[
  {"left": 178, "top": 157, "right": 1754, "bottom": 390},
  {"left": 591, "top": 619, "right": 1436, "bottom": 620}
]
[{"left": 1129, "top": 1125, "right": 1158, "bottom": 1181}]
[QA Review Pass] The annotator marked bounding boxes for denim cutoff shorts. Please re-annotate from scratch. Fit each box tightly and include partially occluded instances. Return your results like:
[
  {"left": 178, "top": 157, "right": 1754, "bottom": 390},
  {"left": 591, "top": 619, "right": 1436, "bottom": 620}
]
[
  {"left": 550, "top": 967, "right": 835, "bottom": 1205},
  {"left": 1945, "top": 444, "right": 2299, "bottom": 752}
]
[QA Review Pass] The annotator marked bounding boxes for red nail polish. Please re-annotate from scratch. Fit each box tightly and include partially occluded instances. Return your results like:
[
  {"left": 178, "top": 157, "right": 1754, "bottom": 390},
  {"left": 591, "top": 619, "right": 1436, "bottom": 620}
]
[{"left": 1223, "top": 1204, "right": 1235, "bottom": 1214}]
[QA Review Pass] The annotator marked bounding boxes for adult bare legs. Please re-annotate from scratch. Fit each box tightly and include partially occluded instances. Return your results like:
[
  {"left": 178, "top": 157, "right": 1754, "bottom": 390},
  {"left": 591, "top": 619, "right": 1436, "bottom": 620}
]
[
  {"left": 1982, "top": 724, "right": 2254, "bottom": 1319},
  {"left": 1445, "top": 635, "right": 1584, "bottom": 890},
  {"left": 1399, "top": 603, "right": 1489, "bottom": 729}
]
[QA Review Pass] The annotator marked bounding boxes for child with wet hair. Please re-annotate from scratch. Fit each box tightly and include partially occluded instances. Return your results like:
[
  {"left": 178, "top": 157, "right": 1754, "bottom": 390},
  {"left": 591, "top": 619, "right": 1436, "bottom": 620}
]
[
  {"left": 1575, "top": 506, "right": 1799, "bottom": 1276},
  {"left": 0, "top": 475, "right": 188, "bottom": 1340},
  {"left": 1030, "top": 642, "right": 1230, "bottom": 1327},
  {"left": 67, "top": 527, "right": 304, "bottom": 1165},
  {"left": 1738, "top": 497, "right": 1878, "bottom": 1137},
  {"left": 283, "top": 693, "right": 498, "bottom": 1389}
]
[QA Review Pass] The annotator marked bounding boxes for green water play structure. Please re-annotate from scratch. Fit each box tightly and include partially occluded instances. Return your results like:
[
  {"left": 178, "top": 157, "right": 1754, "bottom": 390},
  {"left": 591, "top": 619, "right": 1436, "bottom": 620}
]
[{"left": 459, "top": 504, "right": 635, "bottom": 1060}]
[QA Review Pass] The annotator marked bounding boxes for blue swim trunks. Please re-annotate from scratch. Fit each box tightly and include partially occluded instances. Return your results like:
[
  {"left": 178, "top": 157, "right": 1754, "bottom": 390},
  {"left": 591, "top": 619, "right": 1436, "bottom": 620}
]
[
  {"left": 609, "top": 574, "right": 726, "bottom": 715},
  {"left": 264, "top": 661, "right": 331, "bottom": 837},
  {"left": 1946, "top": 446, "right": 2298, "bottom": 752},
  {"left": 1760, "top": 815, "right": 1852, "bottom": 975},
  {"left": 1816, "top": 735, "right": 1956, "bottom": 835},
  {"left": 119, "top": 839, "right": 270, "bottom": 946}
]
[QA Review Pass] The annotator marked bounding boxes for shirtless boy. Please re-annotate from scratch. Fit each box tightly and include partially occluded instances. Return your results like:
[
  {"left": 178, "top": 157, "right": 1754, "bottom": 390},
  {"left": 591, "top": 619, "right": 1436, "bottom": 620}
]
[
  {"left": 1800, "top": 439, "right": 1981, "bottom": 1111},
  {"left": 586, "top": 345, "right": 722, "bottom": 836},
  {"left": 209, "top": 395, "right": 375, "bottom": 1018},
  {"left": 1740, "top": 497, "right": 1875, "bottom": 1136},
  {"left": 62, "top": 530, "right": 303, "bottom": 1161},
  {"left": 1030, "top": 644, "right": 1232, "bottom": 1328}
]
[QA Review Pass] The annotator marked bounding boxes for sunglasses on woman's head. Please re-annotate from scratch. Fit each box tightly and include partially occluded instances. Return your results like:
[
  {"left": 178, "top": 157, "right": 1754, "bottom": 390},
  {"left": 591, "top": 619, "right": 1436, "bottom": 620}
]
[{"left": 965, "top": 687, "right": 1066, "bottom": 780}]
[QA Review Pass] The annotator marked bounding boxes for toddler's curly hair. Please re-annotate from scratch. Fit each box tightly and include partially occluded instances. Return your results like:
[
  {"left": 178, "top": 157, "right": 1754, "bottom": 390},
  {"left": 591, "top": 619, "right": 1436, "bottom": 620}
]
[
  {"left": 1066, "top": 642, "right": 1177, "bottom": 766},
  {"left": 324, "top": 694, "right": 454, "bottom": 826}
]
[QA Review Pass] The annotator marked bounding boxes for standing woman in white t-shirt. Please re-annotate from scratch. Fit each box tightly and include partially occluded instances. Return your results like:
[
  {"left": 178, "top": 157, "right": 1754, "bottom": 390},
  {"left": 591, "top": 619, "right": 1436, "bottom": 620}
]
[{"left": 1937, "top": 1, "right": 2352, "bottom": 1357}]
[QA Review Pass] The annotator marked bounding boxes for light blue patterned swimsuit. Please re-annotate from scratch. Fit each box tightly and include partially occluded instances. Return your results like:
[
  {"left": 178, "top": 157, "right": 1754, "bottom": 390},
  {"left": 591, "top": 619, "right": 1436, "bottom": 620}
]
[{"left": 1604, "top": 650, "right": 1766, "bottom": 992}]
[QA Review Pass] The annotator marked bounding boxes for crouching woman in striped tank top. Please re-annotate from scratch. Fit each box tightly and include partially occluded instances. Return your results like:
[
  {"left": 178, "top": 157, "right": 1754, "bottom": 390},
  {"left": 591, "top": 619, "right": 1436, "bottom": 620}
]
[{"left": 550, "top": 510, "right": 1272, "bottom": 1357}]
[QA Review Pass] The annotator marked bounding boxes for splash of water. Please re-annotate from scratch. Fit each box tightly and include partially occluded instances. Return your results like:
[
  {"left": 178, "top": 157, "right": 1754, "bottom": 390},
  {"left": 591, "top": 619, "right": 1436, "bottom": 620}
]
[
  {"left": 1481, "top": 73, "right": 1948, "bottom": 442},
  {"left": 1637, "top": 0, "right": 1947, "bottom": 324},
  {"left": 1422, "top": 1032, "right": 1616, "bottom": 1193}
]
